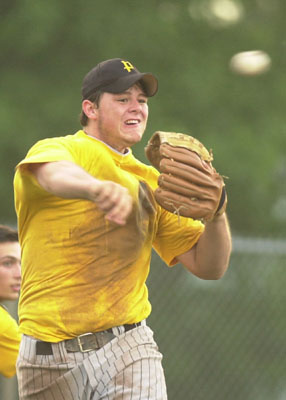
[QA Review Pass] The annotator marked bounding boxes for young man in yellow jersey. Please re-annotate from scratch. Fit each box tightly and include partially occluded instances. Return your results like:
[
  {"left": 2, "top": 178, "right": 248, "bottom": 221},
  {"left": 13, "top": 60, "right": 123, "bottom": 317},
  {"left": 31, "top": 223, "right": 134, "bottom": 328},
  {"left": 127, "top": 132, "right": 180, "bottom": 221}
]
[
  {"left": 14, "top": 58, "right": 231, "bottom": 399},
  {"left": 0, "top": 224, "right": 21, "bottom": 378}
]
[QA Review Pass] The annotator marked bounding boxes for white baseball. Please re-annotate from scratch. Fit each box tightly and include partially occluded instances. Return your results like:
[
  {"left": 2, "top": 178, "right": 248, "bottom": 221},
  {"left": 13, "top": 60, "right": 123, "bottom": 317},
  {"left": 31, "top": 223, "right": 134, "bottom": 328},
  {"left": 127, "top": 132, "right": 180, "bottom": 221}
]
[{"left": 229, "top": 50, "right": 271, "bottom": 76}]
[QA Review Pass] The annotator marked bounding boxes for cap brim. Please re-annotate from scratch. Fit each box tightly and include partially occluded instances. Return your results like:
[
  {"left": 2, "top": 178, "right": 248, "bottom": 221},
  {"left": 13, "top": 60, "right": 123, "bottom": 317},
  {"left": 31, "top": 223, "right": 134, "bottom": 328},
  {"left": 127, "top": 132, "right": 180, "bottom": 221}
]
[{"left": 103, "top": 73, "right": 158, "bottom": 97}]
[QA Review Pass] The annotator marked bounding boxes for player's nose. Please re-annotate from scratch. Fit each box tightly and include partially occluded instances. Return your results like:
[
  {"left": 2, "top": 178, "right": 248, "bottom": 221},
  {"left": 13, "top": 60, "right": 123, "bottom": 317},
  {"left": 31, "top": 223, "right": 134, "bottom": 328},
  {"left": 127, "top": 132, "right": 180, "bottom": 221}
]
[{"left": 13, "top": 261, "right": 21, "bottom": 279}]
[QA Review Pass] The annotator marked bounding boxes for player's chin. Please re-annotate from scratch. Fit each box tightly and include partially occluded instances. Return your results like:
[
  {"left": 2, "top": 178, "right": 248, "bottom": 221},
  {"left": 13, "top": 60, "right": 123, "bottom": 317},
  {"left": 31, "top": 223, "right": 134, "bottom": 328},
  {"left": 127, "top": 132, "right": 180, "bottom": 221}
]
[
  {"left": 124, "top": 130, "right": 144, "bottom": 145},
  {"left": 7, "top": 291, "right": 20, "bottom": 301}
]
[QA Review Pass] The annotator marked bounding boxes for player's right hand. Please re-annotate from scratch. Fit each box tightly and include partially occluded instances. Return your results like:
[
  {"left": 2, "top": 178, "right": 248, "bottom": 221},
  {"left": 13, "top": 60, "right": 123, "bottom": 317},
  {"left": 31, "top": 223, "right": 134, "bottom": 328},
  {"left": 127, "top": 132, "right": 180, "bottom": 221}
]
[{"left": 89, "top": 180, "right": 133, "bottom": 225}]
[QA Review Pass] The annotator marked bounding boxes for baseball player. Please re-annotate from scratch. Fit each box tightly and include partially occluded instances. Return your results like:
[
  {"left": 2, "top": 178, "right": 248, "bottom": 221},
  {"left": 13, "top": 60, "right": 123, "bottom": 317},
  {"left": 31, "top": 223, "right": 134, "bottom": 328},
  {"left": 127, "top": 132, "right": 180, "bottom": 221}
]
[
  {"left": 14, "top": 58, "right": 232, "bottom": 399},
  {"left": 0, "top": 224, "right": 21, "bottom": 378}
]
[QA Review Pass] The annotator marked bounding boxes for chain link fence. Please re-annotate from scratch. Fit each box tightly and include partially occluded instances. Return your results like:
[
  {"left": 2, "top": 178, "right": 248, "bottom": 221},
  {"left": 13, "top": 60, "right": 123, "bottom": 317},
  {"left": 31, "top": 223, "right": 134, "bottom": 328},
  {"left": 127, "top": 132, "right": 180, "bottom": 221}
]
[
  {"left": 1, "top": 236, "right": 285, "bottom": 400},
  {"left": 148, "top": 236, "right": 286, "bottom": 400}
]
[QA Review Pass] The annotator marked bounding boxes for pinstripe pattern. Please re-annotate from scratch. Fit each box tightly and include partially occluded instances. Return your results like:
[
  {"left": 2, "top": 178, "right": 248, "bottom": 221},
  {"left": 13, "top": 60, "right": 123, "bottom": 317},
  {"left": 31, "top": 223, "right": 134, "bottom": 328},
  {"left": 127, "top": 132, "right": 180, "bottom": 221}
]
[{"left": 17, "top": 324, "right": 168, "bottom": 399}]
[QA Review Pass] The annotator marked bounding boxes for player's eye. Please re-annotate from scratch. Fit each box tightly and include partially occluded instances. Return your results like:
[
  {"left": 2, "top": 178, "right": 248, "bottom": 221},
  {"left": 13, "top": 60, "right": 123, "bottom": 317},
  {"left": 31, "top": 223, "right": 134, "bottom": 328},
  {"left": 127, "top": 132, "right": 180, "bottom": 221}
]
[
  {"left": 0, "top": 259, "right": 13, "bottom": 268},
  {"left": 0, "top": 257, "right": 18, "bottom": 268}
]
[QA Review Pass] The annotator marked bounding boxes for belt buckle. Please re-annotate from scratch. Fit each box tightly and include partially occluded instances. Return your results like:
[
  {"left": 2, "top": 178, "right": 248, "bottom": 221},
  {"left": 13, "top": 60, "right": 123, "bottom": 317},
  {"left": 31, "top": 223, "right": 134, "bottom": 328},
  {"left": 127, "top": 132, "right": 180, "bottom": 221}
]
[{"left": 76, "top": 332, "right": 95, "bottom": 352}]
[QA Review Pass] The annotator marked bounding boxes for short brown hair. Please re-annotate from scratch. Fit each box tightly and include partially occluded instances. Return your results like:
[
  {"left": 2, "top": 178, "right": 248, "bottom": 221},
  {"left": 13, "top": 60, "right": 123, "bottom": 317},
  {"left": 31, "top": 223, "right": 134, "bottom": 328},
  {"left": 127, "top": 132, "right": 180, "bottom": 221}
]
[
  {"left": 79, "top": 90, "right": 103, "bottom": 127},
  {"left": 0, "top": 225, "right": 18, "bottom": 243}
]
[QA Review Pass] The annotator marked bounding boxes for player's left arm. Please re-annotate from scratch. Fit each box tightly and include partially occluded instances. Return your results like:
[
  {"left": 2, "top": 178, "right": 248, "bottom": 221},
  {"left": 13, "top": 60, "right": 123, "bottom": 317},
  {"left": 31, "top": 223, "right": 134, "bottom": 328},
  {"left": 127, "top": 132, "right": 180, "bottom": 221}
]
[{"left": 176, "top": 212, "right": 232, "bottom": 280}]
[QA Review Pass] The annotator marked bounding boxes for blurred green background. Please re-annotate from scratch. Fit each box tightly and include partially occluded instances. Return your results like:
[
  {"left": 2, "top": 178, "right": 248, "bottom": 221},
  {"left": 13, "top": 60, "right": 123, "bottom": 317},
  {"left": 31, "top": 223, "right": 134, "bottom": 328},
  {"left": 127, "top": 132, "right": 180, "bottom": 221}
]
[{"left": 1, "top": 0, "right": 286, "bottom": 399}]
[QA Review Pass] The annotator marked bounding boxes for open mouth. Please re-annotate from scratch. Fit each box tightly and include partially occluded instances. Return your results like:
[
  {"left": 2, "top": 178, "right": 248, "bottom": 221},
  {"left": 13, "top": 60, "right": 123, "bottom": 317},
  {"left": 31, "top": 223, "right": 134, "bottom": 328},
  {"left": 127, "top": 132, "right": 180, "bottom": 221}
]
[{"left": 125, "top": 119, "right": 140, "bottom": 125}]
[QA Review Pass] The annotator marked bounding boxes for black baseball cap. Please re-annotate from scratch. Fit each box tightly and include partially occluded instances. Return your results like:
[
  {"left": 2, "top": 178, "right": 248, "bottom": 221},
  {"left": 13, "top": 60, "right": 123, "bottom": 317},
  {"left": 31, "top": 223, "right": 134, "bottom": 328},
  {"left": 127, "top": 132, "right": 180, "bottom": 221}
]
[{"left": 81, "top": 58, "right": 158, "bottom": 99}]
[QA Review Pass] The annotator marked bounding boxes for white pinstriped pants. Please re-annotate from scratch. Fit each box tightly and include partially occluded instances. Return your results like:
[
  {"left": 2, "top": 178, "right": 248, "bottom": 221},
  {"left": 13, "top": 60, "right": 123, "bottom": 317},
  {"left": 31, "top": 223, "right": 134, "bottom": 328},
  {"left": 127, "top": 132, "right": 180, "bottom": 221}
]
[{"left": 17, "top": 324, "right": 168, "bottom": 400}]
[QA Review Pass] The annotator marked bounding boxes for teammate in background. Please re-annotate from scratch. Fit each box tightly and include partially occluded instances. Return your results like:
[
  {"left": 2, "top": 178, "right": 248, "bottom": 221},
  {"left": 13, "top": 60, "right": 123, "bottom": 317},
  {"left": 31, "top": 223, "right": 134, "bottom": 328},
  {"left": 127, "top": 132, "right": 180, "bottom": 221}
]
[
  {"left": 0, "top": 224, "right": 21, "bottom": 378},
  {"left": 14, "top": 58, "right": 232, "bottom": 399}
]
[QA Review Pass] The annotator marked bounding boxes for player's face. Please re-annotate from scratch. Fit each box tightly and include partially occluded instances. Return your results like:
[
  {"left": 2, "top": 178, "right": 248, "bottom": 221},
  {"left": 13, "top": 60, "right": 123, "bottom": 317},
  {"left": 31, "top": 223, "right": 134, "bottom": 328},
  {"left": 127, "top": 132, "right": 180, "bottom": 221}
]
[
  {"left": 0, "top": 241, "right": 21, "bottom": 301},
  {"left": 95, "top": 84, "right": 149, "bottom": 153}
]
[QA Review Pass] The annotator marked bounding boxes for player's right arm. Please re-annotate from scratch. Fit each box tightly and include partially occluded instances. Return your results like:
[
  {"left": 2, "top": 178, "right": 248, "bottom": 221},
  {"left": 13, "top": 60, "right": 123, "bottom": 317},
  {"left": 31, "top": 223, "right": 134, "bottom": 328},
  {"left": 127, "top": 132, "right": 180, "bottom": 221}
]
[{"left": 28, "top": 160, "right": 133, "bottom": 225}]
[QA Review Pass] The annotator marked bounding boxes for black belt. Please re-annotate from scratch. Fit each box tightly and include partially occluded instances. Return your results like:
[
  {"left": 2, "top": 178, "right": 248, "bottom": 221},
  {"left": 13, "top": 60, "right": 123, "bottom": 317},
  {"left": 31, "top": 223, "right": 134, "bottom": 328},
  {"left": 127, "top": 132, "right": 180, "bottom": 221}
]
[{"left": 36, "top": 322, "right": 142, "bottom": 355}]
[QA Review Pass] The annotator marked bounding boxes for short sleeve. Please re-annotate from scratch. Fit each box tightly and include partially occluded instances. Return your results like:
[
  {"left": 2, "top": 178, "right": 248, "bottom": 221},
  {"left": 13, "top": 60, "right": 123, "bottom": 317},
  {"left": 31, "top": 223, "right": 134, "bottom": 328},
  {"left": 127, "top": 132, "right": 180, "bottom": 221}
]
[{"left": 153, "top": 209, "right": 205, "bottom": 266}]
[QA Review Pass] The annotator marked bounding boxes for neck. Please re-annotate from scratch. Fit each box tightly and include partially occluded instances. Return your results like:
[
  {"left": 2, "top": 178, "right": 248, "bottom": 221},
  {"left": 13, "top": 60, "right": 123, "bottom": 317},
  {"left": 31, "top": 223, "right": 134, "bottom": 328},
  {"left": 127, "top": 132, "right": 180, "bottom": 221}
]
[{"left": 83, "top": 130, "right": 130, "bottom": 155}]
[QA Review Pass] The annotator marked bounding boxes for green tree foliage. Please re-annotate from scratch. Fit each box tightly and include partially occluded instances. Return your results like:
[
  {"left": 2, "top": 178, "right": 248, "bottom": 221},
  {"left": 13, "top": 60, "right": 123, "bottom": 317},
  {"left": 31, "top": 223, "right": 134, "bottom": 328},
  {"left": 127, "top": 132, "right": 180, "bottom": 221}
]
[{"left": 1, "top": 0, "right": 286, "bottom": 235}]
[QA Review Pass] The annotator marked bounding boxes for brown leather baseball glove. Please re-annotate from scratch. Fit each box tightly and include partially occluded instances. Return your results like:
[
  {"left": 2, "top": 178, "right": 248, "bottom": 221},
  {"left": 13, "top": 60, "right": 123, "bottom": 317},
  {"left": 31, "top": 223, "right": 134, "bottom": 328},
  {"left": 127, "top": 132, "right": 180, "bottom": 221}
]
[{"left": 145, "top": 131, "right": 227, "bottom": 222}]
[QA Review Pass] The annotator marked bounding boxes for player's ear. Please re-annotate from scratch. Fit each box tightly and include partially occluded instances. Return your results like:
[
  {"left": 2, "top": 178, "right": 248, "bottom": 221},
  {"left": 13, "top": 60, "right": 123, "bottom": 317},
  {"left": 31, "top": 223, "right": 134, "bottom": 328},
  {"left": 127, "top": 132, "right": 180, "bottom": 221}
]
[{"left": 82, "top": 100, "right": 98, "bottom": 120}]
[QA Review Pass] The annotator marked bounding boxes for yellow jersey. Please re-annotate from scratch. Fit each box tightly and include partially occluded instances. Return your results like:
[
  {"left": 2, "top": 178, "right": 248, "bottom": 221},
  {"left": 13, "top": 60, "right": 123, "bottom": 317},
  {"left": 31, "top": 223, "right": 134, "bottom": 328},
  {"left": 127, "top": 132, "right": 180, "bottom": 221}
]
[
  {"left": 14, "top": 130, "right": 204, "bottom": 342},
  {"left": 0, "top": 305, "right": 21, "bottom": 378}
]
